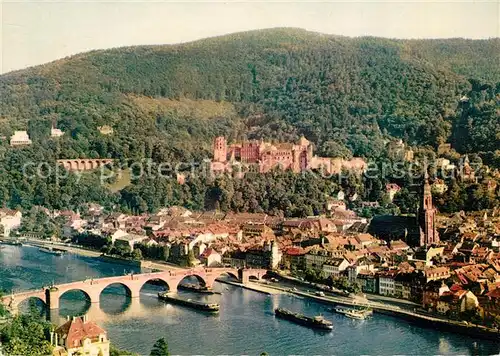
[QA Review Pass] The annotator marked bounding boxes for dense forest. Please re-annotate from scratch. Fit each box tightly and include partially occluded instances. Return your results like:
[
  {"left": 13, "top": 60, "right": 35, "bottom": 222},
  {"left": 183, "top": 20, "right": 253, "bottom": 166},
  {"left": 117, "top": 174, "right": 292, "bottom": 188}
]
[{"left": 0, "top": 28, "right": 498, "bottom": 214}]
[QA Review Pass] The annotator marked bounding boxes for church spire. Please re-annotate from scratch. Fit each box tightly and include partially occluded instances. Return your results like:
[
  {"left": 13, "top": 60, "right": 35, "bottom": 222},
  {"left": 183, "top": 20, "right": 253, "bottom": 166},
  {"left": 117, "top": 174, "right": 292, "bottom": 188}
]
[{"left": 418, "top": 169, "right": 439, "bottom": 246}]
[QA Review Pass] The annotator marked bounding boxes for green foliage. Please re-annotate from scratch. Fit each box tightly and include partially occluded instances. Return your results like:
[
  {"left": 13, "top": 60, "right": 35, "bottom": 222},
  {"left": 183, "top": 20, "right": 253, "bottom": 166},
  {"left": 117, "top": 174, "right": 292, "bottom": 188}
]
[
  {"left": 0, "top": 313, "right": 53, "bottom": 356},
  {"left": 136, "top": 243, "right": 170, "bottom": 261},
  {"left": 131, "top": 249, "right": 143, "bottom": 261},
  {"left": 0, "top": 291, "right": 7, "bottom": 318},
  {"left": 72, "top": 232, "right": 111, "bottom": 250},
  {"left": 120, "top": 169, "right": 339, "bottom": 217},
  {"left": 0, "top": 29, "right": 498, "bottom": 215},
  {"left": 110, "top": 344, "right": 135, "bottom": 356},
  {"left": 150, "top": 337, "right": 170, "bottom": 356}
]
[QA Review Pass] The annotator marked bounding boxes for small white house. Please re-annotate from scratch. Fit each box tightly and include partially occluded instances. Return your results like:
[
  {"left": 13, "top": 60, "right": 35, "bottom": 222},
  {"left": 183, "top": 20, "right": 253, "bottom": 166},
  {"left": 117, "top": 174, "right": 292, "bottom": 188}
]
[
  {"left": 199, "top": 248, "right": 222, "bottom": 267},
  {"left": 113, "top": 233, "right": 148, "bottom": 251},
  {"left": 51, "top": 128, "right": 64, "bottom": 138},
  {"left": 10, "top": 131, "right": 32, "bottom": 146}
]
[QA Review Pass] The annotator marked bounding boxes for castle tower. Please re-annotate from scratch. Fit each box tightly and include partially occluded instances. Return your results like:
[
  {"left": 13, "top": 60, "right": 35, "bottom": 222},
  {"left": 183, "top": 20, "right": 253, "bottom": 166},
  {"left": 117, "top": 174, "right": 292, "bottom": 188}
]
[
  {"left": 213, "top": 136, "right": 227, "bottom": 163},
  {"left": 418, "top": 172, "right": 439, "bottom": 246}
]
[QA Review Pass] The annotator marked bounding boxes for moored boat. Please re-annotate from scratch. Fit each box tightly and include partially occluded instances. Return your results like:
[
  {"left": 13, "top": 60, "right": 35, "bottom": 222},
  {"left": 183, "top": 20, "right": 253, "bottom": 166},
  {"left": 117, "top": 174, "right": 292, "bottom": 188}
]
[
  {"left": 274, "top": 308, "right": 333, "bottom": 330},
  {"left": 178, "top": 283, "right": 219, "bottom": 294},
  {"left": 333, "top": 306, "right": 371, "bottom": 319},
  {"left": 158, "top": 292, "right": 220, "bottom": 313},
  {"left": 38, "top": 247, "right": 64, "bottom": 256},
  {"left": 332, "top": 306, "right": 351, "bottom": 315},
  {"left": 345, "top": 310, "right": 367, "bottom": 320}
]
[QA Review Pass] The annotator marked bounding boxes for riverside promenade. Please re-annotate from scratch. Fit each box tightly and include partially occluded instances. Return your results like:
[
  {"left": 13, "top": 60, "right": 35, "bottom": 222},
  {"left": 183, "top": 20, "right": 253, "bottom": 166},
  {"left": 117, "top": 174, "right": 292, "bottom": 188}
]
[{"left": 261, "top": 277, "right": 500, "bottom": 341}]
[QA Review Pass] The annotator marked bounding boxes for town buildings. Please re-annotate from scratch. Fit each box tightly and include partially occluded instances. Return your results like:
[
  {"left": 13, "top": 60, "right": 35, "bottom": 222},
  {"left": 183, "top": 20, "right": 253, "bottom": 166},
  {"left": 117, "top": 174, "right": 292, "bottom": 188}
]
[{"left": 16, "top": 196, "right": 500, "bottom": 327}]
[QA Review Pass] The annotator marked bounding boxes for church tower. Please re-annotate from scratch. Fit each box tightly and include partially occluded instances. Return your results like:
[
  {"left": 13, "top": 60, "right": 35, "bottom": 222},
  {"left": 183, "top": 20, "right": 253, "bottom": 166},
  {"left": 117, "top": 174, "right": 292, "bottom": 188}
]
[
  {"left": 213, "top": 136, "right": 227, "bottom": 163},
  {"left": 418, "top": 172, "right": 439, "bottom": 246}
]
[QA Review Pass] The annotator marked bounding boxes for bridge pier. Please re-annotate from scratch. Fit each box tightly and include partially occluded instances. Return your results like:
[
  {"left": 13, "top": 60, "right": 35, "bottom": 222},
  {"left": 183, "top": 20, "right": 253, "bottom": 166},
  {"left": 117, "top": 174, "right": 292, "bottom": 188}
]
[{"left": 47, "top": 289, "right": 60, "bottom": 310}]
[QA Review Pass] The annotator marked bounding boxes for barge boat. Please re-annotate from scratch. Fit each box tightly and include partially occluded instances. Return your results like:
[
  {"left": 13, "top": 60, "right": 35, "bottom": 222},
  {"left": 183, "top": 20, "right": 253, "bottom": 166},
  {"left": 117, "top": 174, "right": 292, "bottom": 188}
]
[{"left": 274, "top": 308, "right": 333, "bottom": 330}]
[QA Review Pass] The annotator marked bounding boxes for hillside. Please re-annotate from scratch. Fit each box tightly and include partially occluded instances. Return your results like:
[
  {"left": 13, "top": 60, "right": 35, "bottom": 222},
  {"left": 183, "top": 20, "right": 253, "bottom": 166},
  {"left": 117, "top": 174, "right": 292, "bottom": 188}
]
[
  {"left": 1, "top": 28, "right": 498, "bottom": 159},
  {"left": 0, "top": 28, "right": 498, "bottom": 213}
]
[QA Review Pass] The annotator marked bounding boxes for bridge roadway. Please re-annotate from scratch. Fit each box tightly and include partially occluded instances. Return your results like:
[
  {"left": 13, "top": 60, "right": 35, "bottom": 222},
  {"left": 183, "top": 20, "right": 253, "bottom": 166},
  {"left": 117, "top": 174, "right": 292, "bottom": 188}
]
[{"left": 1, "top": 267, "right": 266, "bottom": 312}]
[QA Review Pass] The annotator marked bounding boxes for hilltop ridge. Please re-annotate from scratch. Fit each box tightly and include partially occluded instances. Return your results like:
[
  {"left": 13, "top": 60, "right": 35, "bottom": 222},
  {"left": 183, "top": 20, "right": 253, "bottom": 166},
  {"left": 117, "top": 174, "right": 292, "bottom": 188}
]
[{"left": 1, "top": 28, "right": 499, "bottom": 156}]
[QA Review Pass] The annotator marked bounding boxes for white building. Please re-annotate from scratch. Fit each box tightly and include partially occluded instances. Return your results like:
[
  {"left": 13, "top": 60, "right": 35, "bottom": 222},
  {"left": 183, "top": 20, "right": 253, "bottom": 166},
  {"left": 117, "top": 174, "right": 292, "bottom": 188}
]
[
  {"left": 63, "top": 218, "right": 88, "bottom": 238},
  {"left": 9, "top": 131, "right": 32, "bottom": 146},
  {"left": 188, "top": 230, "right": 229, "bottom": 251},
  {"left": 347, "top": 259, "right": 375, "bottom": 282},
  {"left": 0, "top": 209, "right": 22, "bottom": 237},
  {"left": 113, "top": 233, "right": 148, "bottom": 251},
  {"left": 199, "top": 248, "right": 222, "bottom": 267},
  {"left": 378, "top": 270, "right": 398, "bottom": 296},
  {"left": 51, "top": 127, "right": 64, "bottom": 138},
  {"left": 322, "top": 258, "right": 350, "bottom": 278}
]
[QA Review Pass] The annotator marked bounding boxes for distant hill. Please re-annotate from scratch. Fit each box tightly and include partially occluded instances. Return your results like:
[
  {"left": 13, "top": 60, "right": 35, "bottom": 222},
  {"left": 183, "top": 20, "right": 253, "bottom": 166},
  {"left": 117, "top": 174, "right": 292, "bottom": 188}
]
[
  {"left": 0, "top": 28, "right": 498, "bottom": 213},
  {"left": 0, "top": 28, "right": 498, "bottom": 161}
]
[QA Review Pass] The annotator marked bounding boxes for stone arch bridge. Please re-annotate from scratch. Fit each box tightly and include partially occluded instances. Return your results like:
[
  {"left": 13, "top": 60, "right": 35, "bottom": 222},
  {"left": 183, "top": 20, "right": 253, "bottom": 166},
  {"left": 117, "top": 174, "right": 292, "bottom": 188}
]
[
  {"left": 57, "top": 159, "right": 114, "bottom": 171},
  {"left": 1, "top": 267, "right": 266, "bottom": 312}
]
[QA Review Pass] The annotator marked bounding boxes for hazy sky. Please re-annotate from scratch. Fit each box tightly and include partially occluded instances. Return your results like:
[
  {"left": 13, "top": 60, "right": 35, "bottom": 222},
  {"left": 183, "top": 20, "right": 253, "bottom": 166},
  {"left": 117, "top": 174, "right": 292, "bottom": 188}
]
[{"left": 1, "top": 0, "right": 498, "bottom": 74}]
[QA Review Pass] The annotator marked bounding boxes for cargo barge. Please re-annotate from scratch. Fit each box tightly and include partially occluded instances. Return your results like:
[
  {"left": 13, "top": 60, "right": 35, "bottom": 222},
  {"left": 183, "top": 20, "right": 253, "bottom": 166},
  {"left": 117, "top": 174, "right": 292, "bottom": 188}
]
[
  {"left": 178, "top": 283, "right": 220, "bottom": 295},
  {"left": 158, "top": 292, "right": 220, "bottom": 313},
  {"left": 274, "top": 308, "right": 333, "bottom": 330}
]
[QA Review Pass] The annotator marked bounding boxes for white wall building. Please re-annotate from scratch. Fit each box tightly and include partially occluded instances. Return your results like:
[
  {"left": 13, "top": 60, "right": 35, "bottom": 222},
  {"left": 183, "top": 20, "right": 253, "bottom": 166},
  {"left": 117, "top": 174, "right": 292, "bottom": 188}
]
[
  {"left": 322, "top": 258, "right": 350, "bottom": 278},
  {"left": 51, "top": 128, "right": 64, "bottom": 138},
  {"left": 378, "top": 270, "right": 398, "bottom": 296},
  {"left": 0, "top": 209, "right": 22, "bottom": 237},
  {"left": 10, "top": 131, "right": 32, "bottom": 146}
]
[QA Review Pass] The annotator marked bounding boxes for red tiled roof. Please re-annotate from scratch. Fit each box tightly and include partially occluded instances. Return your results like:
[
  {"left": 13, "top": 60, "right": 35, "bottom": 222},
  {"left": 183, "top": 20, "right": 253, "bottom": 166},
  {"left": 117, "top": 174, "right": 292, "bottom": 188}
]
[
  {"left": 486, "top": 288, "right": 500, "bottom": 299},
  {"left": 285, "top": 247, "right": 305, "bottom": 256},
  {"left": 56, "top": 317, "right": 105, "bottom": 348}
]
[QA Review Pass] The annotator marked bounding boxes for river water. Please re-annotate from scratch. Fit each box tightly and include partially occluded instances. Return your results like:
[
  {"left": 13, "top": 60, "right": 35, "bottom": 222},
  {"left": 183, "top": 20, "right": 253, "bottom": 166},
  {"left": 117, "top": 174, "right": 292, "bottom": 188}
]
[{"left": 0, "top": 245, "right": 498, "bottom": 355}]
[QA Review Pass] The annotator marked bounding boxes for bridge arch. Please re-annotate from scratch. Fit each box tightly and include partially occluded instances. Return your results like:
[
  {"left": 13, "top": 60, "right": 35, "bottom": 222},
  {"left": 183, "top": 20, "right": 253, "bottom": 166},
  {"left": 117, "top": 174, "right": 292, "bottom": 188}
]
[
  {"left": 59, "top": 288, "right": 92, "bottom": 302},
  {"left": 140, "top": 278, "right": 171, "bottom": 293},
  {"left": 17, "top": 296, "right": 47, "bottom": 311},
  {"left": 100, "top": 282, "right": 133, "bottom": 299},
  {"left": 213, "top": 270, "right": 240, "bottom": 281},
  {"left": 176, "top": 274, "right": 207, "bottom": 290}
]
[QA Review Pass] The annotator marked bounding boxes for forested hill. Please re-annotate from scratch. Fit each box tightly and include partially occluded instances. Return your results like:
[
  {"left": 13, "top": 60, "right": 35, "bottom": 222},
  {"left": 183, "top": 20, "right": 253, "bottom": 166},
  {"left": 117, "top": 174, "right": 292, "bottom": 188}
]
[{"left": 0, "top": 28, "right": 499, "bottom": 162}]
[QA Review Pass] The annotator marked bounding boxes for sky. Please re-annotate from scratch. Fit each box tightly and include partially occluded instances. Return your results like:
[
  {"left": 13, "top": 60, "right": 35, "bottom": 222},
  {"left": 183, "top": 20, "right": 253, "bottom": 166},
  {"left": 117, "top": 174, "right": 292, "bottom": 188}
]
[{"left": 1, "top": 0, "right": 499, "bottom": 74}]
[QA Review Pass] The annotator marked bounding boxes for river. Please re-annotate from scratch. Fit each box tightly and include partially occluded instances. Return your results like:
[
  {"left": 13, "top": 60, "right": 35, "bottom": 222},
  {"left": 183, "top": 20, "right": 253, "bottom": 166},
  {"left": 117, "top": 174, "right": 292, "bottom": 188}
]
[{"left": 0, "top": 245, "right": 498, "bottom": 355}]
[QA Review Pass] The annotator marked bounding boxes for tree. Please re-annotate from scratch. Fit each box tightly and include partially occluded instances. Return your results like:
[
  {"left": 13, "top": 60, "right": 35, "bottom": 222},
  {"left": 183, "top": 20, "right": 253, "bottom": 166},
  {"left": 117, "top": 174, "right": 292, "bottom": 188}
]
[
  {"left": 131, "top": 248, "right": 143, "bottom": 261},
  {"left": 187, "top": 250, "right": 196, "bottom": 267},
  {"left": 150, "top": 338, "right": 170, "bottom": 356},
  {"left": 0, "top": 313, "right": 53, "bottom": 356}
]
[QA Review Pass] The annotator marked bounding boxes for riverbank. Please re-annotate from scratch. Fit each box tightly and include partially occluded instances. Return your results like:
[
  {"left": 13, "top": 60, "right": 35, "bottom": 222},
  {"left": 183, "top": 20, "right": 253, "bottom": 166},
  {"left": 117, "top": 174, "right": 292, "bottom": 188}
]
[
  {"left": 260, "top": 278, "right": 500, "bottom": 341},
  {"left": 217, "top": 279, "right": 283, "bottom": 295},
  {"left": 22, "top": 239, "right": 102, "bottom": 257},
  {"left": 21, "top": 238, "right": 180, "bottom": 271}
]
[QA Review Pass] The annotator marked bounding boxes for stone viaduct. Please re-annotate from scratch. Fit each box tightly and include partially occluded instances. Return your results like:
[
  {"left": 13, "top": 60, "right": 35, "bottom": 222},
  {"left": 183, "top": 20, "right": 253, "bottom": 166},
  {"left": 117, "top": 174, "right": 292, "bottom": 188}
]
[
  {"left": 57, "top": 159, "right": 114, "bottom": 171},
  {"left": 1, "top": 267, "right": 266, "bottom": 312}
]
